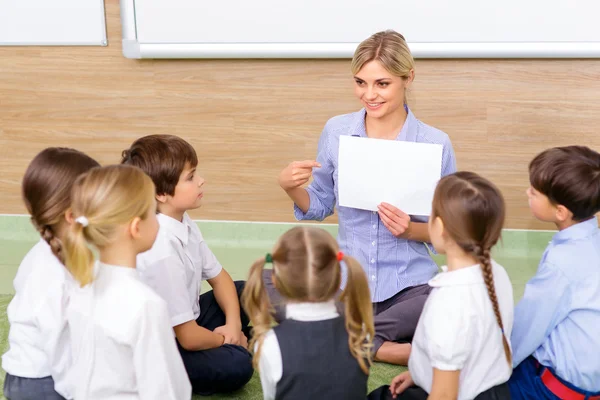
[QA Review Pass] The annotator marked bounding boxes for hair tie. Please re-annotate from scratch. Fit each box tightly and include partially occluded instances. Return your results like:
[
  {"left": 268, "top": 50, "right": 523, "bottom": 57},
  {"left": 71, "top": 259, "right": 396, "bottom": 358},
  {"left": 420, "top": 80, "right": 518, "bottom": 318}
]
[
  {"left": 75, "top": 216, "right": 89, "bottom": 228},
  {"left": 265, "top": 253, "right": 273, "bottom": 263},
  {"left": 336, "top": 251, "right": 344, "bottom": 261}
]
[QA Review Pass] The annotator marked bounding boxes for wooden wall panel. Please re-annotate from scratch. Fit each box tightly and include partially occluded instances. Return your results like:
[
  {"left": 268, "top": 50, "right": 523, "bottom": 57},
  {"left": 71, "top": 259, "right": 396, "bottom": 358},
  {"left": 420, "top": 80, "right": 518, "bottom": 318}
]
[{"left": 1, "top": 0, "right": 599, "bottom": 229}]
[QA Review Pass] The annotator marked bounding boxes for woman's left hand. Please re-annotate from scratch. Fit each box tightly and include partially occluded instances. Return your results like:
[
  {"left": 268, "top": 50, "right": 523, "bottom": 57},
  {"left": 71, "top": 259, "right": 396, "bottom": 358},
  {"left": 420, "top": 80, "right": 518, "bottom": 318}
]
[{"left": 378, "top": 202, "right": 410, "bottom": 238}]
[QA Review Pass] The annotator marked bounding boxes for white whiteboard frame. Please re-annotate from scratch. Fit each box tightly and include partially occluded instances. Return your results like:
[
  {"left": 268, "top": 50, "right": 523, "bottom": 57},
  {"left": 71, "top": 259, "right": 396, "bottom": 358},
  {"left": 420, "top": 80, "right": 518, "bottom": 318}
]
[
  {"left": 0, "top": 0, "right": 108, "bottom": 46},
  {"left": 120, "top": 0, "right": 600, "bottom": 59}
]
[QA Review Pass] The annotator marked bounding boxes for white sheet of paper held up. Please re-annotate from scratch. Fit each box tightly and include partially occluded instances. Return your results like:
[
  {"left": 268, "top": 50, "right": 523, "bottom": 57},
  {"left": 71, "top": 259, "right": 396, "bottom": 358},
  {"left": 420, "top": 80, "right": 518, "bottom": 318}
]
[{"left": 337, "top": 135, "right": 443, "bottom": 216}]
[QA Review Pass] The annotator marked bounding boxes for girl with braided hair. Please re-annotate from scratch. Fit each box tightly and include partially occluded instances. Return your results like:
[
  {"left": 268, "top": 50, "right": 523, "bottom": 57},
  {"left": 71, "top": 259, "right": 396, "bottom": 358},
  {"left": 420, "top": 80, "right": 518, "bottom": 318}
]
[
  {"left": 2, "top": 148, "right": 99, "bottom": 400},
  {"left": 371, "top": 172, "right": 513, "bottom": 400}
]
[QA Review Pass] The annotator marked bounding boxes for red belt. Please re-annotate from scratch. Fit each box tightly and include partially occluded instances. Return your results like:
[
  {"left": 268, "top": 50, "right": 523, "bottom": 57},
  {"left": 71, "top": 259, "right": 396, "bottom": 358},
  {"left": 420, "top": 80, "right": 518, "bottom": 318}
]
[{"left": 538, "top": 366, "right": 600, "bottom": 400}]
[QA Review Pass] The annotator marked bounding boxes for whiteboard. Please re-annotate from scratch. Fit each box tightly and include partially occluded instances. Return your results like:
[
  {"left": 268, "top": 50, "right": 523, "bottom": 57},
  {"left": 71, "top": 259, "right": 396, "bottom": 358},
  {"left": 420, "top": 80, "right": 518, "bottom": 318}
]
[
  {"left": 0, "top": 0, "right": 107, "bottom": 46},
  {"left": 121, "top": 0, "right": 600, "bottom": 59}
]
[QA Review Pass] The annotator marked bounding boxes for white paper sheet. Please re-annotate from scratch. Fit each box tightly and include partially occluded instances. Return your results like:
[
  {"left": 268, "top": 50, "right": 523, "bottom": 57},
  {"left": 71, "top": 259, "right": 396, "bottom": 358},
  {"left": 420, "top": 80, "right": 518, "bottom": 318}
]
[{"left": 338, "top": 135, "right": 443, "bottom": 216}]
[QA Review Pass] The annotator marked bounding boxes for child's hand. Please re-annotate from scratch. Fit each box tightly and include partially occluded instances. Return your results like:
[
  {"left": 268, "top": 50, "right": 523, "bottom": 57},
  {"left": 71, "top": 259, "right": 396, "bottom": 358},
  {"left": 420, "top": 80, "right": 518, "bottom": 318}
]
[
  {"left": 214, "top": 324, "right": 246, "bottom": 347},
  {"left": 378, "top": 202, "right": 410, "bottom": 238},
  {"left": 389, "top": 371, "right": 414, "bottom": 398},
  {"left": 278, "top": 160, "right": 321, "bottom": 191}
]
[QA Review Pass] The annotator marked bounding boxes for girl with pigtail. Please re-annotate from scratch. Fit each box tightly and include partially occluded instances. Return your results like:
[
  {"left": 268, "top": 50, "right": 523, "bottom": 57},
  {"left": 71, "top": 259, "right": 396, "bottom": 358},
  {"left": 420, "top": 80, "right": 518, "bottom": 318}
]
[
  {"left": 373, "top": 172, "right": 514, "bottom": 400},
  {"left": 242, "top": 226, "right": 374, "bottom": 400},
  {"left": 2, "top": 148, "right": 99, "bottom": 400}
]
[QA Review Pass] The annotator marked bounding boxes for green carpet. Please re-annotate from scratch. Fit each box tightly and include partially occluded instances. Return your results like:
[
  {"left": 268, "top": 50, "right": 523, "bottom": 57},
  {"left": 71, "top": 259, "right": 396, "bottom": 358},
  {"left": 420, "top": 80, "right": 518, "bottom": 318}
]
[{"left": 0, "top": 215, "right": 550, "bottom": 398}]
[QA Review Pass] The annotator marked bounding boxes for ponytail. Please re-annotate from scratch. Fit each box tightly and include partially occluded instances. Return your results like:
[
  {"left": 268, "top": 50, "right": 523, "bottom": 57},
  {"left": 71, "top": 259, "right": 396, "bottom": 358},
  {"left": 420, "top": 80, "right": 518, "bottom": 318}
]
[
  {"left": 340, "top": 255, "right": 374, "bottom": 374},
  {"left": 64, "top": 222, "right": 94, "bottom": 287},
  {"left": 241, "top": 257, "right": 273, "bottom": 370},
  {"left": 473, "top": 245, "right": 512, "bottom": 366}
]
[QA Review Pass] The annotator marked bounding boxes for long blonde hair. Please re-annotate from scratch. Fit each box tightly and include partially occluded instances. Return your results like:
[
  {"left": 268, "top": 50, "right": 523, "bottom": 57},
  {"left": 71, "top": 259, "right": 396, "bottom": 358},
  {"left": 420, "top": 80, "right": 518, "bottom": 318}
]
[
  {"left": 241, "top": 226, "right": 374, "bottom": 374},
  {"left": 351, "top": 30, "right": 415, "bottom": 104},
  {"left": 64, "top": 165, "right": 156, "bottom": 287},
  {"left": 432, "top": 171, "right": 512, "bottom": 366}
]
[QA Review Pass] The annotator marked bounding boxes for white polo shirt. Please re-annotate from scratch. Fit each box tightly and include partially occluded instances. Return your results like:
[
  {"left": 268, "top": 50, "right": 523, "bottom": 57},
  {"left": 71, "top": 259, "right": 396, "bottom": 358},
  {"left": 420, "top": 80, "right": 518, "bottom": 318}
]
[
  {"left": 66, "top": 262, "right": 191, "bottom": 400},
  {"left": 408, "top": 261, "right": 514, "bottom": 399},
  {"left": 136, "top": 213, "right": 223, "bottom": 327},
  {"left": 1, "top": 239, "right": 73, "bottom": 398}
]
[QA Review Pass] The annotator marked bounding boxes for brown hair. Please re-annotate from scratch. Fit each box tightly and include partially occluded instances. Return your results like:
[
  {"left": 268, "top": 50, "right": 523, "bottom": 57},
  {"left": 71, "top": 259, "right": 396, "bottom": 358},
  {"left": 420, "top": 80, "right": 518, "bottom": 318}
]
[
  {"left": 121, "top": 134, "right": 198, "bottom": 196},
  {"left": 241, "top": 226, "right": 374, "bottom": 374},
  {"left": 351, "top": 30, "right": 415, "bottom": 104},
  {"left": 22, "top": 148, "right": 99, "bottom": 263},
  {"left": 431, "top": 171, "right": 511, "bottom": 365},
  {"left": 529, "top": 146, "right": 600, "bottom": 221},
  {"left": 64, "top": 165, "right": 156, "bottom": 287}
]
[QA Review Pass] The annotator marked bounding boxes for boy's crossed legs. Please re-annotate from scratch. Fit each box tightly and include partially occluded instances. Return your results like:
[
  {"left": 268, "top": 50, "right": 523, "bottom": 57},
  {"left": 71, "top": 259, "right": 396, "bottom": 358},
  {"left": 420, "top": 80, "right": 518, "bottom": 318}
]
[{"left": 176, "top": 281, "right": 253, "bottom": 396}]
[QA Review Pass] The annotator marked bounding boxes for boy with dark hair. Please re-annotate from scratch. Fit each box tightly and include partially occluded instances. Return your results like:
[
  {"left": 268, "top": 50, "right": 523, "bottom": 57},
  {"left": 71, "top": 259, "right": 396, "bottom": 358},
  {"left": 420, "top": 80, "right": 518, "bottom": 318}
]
[
  {"left": 122, "top": 134, "right": 253, "bottom": 396},
  {"left": 509, "top": 146, "right": 600, "bottom": 399}
]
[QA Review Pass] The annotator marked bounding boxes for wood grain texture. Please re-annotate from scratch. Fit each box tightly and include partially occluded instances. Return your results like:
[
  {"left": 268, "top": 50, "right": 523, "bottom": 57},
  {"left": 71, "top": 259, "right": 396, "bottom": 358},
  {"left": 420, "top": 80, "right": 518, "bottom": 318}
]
[{"left": 1, "top": 0, "right": 599, "bottom": 229}]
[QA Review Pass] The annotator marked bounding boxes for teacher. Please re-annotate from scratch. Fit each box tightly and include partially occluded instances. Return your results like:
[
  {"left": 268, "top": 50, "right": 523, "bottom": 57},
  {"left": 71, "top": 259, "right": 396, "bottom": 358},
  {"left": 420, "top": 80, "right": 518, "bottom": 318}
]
[{"left": 276, "top": 30, "right": 456, "bottom": 365}]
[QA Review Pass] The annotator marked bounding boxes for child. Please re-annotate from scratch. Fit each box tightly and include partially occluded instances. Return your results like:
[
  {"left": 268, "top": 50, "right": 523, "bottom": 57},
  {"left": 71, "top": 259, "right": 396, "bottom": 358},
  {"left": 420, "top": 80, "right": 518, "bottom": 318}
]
[
  {"left": 2, "top": 147, "right": 99, "bottom": 400},
  {"left": 509, "top": 146, "right": 600, "bottom": 399},
  {"left": 121, "top": 134, "right": 253, "bottom": 395},
  {"left": 63, "top": 164, "right": 191, "bottom": 399},
  {"left": 242, "top": 226, "right": 374, "bottom": 400},
  {"left": 373, "top": 171, "right": 513, "bottom": 400}
]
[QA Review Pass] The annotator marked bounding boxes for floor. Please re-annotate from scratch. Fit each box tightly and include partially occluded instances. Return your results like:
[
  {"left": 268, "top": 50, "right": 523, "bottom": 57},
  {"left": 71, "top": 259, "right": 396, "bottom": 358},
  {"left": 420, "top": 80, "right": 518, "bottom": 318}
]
[{"left": 0, "top": 216, "right": 553, "bottom": 399}]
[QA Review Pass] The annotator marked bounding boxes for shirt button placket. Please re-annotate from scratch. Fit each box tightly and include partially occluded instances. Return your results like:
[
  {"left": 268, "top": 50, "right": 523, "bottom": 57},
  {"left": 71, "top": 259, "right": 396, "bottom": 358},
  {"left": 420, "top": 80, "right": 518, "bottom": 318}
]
[{"left": 370, "top": 211, "right": 378, "bottom": 290}]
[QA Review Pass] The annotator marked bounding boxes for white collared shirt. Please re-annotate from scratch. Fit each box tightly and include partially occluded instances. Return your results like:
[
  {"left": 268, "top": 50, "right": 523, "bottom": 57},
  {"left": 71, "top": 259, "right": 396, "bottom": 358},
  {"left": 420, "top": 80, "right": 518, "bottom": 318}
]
[
  {"left": 136, "top": 213, "right": 223, "bottom": 327},
  {"left": 408, "top": 261, "right": 514, "bottom": 400},
  {"left": 1, "top": 239, "right": 73, "bottom": 398},
  {"left": 258, "top": 300, "right": 339, "bottom": 400},
  {"left": 66, "top": 262, "right": 191, "bottom": 400}
]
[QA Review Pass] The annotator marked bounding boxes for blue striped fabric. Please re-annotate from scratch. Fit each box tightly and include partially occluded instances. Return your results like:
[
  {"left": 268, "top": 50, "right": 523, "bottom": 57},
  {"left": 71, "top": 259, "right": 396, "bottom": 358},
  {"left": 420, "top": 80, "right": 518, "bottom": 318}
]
[{"left": 294, "top": 108, "right": 457, "bottom": 302}]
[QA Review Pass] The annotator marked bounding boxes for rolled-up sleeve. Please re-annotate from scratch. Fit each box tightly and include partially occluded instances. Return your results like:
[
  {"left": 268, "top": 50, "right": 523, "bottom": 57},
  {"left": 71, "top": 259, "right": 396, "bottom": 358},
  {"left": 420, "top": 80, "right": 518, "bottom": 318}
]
[{"left": 294, "top": 123, "right": 336, "bottom": 221}]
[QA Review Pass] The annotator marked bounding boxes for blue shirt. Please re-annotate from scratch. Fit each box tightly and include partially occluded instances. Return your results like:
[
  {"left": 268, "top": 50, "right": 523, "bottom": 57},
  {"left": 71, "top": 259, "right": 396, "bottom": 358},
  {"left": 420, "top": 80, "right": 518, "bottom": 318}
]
[
  {"left": 294, "top": 108, "right": 456, "bottom": 302},
  {"left": 511, "top": 217, "right": 600, "bottom": 392}
]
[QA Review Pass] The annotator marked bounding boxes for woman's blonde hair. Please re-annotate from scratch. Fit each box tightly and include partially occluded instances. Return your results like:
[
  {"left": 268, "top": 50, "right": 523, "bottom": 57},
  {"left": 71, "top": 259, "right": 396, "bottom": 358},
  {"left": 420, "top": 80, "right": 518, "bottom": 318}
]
[
  {"left": 242, "top": 226, "right": 374, "bottom": 374},
  {"left": 64, "top": 165, "right": 156, "bottom": 287},
  {"left": 351, "top": 30, "right": 415, "bottom": 104}
]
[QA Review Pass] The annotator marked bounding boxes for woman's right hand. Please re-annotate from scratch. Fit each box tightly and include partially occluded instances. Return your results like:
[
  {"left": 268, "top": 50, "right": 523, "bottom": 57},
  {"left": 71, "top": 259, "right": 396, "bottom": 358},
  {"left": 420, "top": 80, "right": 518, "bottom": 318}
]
[
  {"left": 278, "top": 160, "right": 321, "bottom": 191},
  {"left": 389, "top": 371, "right": 414, "bottom": 398}
]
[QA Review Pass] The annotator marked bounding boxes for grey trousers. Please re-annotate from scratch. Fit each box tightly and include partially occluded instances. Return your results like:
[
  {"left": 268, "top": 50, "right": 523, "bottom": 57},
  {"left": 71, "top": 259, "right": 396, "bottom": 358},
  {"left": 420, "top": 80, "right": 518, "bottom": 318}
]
[
  {"left": 262, "top": 270, "right": 432, "bottom": 354},
  {"left": 3, "top": 373, "right": 65, "bottom": 400}
]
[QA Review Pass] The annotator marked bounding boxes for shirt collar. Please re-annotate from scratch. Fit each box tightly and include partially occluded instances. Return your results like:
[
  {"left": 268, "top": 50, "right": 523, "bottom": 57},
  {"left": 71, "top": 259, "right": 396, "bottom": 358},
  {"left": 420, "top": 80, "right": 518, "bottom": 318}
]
[
  {"left": 285, "top": 300, "right": 339, "bottom": 321},
  {"left": 353, "top": 105, "right": 415, "bottom": 141},
  {"left": 429, "top": 264, "right": 484, "bottom": 287},
  {"left": 97, "top": 261, "right": 138, "bottom": 279},
  {"left": 552, "top": 216, "right": 598, "bottom": 244},
  {"left": 157, "top": 212, "right": 191, "bottom": 246}
]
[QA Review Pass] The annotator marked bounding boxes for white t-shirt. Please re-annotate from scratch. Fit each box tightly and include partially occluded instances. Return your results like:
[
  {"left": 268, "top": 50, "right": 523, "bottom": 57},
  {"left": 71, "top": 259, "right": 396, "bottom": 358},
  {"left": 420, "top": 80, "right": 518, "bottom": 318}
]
[
  {"left": 136, "top": 213, "right": 223, "bottom": 327},
  {"left": 408, "top": 261, "right": 514, "bottom": 400},
  {"left": 66, "top": 262, "right": 191, "bottom": 400},
  {"left": 257, "top": 301, "right": 339, "bottom": 400},
  {"left": 1, "top": 239, "right": 73, "bottom": 398}
]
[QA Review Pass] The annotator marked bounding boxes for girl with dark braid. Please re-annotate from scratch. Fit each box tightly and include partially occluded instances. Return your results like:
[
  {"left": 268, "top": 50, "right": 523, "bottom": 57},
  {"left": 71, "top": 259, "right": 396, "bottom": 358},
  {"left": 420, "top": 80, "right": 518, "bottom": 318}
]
[
  {"left": 370, "top": 172, "right": 513, "bottom": 400},
  {"left": 2, "top": 148, "right": 99, "bottom": 400}
]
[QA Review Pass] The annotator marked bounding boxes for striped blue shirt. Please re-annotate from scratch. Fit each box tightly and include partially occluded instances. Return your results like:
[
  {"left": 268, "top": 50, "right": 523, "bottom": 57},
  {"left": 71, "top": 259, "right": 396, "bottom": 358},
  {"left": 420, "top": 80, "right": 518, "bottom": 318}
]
[{"left": 294, "top": 108, "right": 456, "bottom": 302}]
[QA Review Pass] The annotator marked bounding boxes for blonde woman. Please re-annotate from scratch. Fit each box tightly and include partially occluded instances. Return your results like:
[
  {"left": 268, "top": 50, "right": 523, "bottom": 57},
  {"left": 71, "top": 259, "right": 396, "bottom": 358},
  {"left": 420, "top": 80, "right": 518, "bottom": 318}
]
[
  {"left": 243, "top": 226, "right": 374, "bottom": 400},
  {"left": 276, "top": 30, "right": 457, "bottom": 365},
  {"left": 63, "top": 165, "right": 191, "bottom": 400}
]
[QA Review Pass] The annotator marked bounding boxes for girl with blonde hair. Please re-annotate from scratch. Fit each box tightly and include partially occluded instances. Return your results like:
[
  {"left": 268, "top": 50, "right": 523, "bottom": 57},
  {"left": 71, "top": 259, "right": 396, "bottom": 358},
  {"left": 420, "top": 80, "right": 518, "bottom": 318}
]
[
  {"left": 243, "top": 226, "right": 374, "bottom": 400},
  {"left": 63, "top": 164, "right": 191, "bottom": 400},
  {"left": 275, "top": 30, "right": 457, "bottom": 365}
]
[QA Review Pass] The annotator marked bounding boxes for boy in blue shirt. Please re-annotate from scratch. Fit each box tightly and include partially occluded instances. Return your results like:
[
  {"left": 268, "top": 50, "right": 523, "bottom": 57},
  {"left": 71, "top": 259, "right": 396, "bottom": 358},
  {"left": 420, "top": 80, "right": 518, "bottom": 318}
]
[{"left": 509, "top": 146, "right": 600, "bottom": 399}]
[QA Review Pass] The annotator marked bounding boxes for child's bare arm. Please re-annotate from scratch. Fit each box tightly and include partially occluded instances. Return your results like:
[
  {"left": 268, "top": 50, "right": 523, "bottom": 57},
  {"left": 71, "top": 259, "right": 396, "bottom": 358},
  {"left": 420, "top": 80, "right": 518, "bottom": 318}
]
[
  {"left": 173, "top": 320, "right": 224, "bottom": 351},
  {"left": 428, "top": 369, "right": 459, "bottom": 400}
]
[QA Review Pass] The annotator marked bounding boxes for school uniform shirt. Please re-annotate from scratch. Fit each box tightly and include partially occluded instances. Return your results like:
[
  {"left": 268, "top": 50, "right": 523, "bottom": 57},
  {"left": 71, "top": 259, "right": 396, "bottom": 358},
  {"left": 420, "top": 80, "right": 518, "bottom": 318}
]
[
  {"left": 66, "top": 262, "right": 191, "bottom": 400},
  {"left": 294, "top": 107, "right": 457, "bottom": 302},
  {"left": 1, "top": 239, "right": 73, "bottom": 398},
  {"left": 136, "top": 212, "right": 223, "bottom": 327},
  {"left": 408, "top": 261, "right": 514, "bottom": 400},
  {"left": 258, "top": 300, "right": 367, "bottom": 400},
  {"left": 511, "top": 217, "right": 600, "bottom": 392}
]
